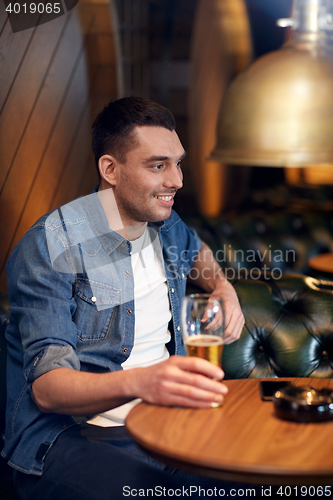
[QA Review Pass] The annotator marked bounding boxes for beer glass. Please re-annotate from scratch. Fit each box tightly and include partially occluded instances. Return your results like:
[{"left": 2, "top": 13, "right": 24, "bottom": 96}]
[{"left": 181, "top": 294, "right": 225, "bottom": 368}]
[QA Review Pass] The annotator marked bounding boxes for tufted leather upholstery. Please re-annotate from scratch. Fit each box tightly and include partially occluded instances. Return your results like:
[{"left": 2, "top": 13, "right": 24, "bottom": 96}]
[
  {"left": 185, "top": 210, "right": 333, "bottom": 276},
  {"left": 223, "top": 274, "right": 333, "bottom": 379}
]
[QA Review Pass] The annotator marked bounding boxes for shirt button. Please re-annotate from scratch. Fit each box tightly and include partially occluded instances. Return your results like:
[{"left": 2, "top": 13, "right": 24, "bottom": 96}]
[
  {"left": 127, "top": 309, "right": 132, "bottom": 314},
  {"left": 177, "top": 326, "right": 181, "bottom": 331},
  {"left": 123, "top": 348, "right": 128, "bottom": 353},
  {"left": 182, "top": 273, "right": 185, "bottom": 279},
  {"left": 125, "top": 271, "right": 130, "bottom": 276},
  {"left": 171, "top": 288, "right": 175, "bottom": 293},
  {"left": 91, "top": 296, "right": 97, "bottom": 303}
]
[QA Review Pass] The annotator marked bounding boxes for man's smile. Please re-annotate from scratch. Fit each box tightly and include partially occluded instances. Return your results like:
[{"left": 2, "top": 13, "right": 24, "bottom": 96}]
[{"left": 154, "top": 194, "right": 174, "bottom": 201}]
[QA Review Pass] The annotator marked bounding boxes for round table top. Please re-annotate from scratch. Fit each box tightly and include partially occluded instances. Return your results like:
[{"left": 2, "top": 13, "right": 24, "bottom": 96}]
[{"left": 126, "top": 378, "right": 333, "bottom": 485}]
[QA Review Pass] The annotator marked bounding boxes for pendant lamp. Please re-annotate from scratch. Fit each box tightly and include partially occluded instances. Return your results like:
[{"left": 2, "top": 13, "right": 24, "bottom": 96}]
[{"left": 210, "top": 0, "right": 333, "bottom": 167}]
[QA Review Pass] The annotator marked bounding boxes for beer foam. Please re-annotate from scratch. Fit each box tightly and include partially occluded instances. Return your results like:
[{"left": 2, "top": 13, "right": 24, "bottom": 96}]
[{"left": 185, "top": 334, "right": 223, "bottom": 346}]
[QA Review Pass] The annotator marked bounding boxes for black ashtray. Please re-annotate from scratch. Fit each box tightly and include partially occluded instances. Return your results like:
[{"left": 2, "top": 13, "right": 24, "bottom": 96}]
[{"left": 273, "top": 386, "right": 333, "bottom": 422}]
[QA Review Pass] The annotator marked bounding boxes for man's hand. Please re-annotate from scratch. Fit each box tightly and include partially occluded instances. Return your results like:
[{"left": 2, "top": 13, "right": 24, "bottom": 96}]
[
  {"left": 211, "top": 280, "right": 244, "bottom": 344},
  {"left": 32, "top": 356, "right": 227, "bottom": 415},
  {"left": 188, "top": 242, "right": 244, "bottom": 344},
  {"left": 131, "top": 355, "right": 227, "bottom": 408}
]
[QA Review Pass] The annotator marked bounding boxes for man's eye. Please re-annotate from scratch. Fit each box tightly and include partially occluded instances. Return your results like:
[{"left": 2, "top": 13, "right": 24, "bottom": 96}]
[
  {"left": 176, "top": 160, "right": 182, "bottom": 167},
  {"left": 153, "top": 164, "right": 164, "bottom": 170}
]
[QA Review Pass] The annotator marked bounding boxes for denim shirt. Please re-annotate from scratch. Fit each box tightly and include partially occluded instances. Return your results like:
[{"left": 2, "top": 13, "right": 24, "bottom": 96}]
[{"left": 2, "top": 191, "right": 202, "bottom": 475}]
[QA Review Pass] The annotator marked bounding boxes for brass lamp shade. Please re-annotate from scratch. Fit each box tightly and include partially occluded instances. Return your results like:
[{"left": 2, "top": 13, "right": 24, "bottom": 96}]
[
  {"left": 210, "top": 46, "right": 333, "bottom": 167},
  {"left": 210, "top": 0, "right": 333, "bottom": 167}
]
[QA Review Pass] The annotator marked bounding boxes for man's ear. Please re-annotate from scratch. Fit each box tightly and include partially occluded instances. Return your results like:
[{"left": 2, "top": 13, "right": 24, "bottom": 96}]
[{"left": 98, "top": 155, "right": 118, "bottom": 187}]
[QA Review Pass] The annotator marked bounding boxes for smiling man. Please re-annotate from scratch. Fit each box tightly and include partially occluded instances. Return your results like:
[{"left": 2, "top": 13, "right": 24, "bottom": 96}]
[
  {"left": 2, "top": 97, "right": 245, "bottom": 500},
  {"left": 99, "top": 125, "right": 185, "bottom": 225}
]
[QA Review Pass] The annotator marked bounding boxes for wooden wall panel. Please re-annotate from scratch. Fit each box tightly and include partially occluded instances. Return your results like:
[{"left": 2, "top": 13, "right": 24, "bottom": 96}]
[
  {"left": 0, "top": 21, "right": 35, "bottom": 117},
  {"left": 1, "top": 16, "right": 81, "bottom": 200},
  {"left": 0, "top": 13, "right": 81, "bottom": 281},
  {"left": 51, "top": 103, "right": 93, "bottom": 208},
  {"left": 0, "top": 0, "right": 122, "bottom": 292},
  {"left": 0, "top": 16, "right": 67, "bottom": 189},
  {"left": 11, "top": 45, "right": 91, "bottom": 247},
  {"left": 0, "top": 1, "right": 8, "bottom": 33}
]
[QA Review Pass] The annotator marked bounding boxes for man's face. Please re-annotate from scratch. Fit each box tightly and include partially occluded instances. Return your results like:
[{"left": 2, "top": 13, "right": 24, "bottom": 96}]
[{"left": 112, "top": 126, "right": 185, "bottom": 226}]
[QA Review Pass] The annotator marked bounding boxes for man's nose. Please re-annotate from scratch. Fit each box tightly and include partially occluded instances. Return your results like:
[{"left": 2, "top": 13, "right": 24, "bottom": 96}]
[{"left": 164, "top": 164, "right": 183, "bottom": 190}]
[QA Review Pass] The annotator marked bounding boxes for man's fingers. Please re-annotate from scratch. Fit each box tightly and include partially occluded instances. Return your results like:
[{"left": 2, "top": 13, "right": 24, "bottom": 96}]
[
  {"left": 160, "top": 377, "right": 227, "bottom": 406},
  {"left": 165, "top": 367, "right": 227, "bottom": 393},
  {"left": 223, "top": 319, "right": 244, "bottom": 344},
  {"left": 223, "top": 307, "right": 245, "bottom": 344},
  {"left": 162, "top": 389, "right": 226, "bottom": 408},
  {"left": 201, "top": 305, "right": 223, "bottom": 331},
  {"left": 136, "top": 356, "right": 228, "bottom": 407}
]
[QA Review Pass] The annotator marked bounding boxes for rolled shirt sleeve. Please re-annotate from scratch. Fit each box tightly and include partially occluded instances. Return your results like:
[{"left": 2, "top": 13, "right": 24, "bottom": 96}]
[{"left": 6, "top": 222, "right": 81, "bottom": 385}]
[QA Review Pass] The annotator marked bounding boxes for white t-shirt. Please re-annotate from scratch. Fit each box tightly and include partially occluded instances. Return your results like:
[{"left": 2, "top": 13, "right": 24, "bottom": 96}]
[{"left": 87, "top": 227, "right": 171, "bottom": 427}]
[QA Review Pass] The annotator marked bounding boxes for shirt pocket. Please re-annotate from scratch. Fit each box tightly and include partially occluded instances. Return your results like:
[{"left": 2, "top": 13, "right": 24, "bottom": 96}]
[{"left": 73, "top": 279, "right": 120, "bottom": 342}]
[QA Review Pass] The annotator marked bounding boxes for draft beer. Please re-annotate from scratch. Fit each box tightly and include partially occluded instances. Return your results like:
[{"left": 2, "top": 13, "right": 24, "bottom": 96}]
[
  {"left": 181, "top": 294, "right": 225, "bottom": 369},
  {"left": 185, "top": 334, "right": 224, "bottom": 367}
]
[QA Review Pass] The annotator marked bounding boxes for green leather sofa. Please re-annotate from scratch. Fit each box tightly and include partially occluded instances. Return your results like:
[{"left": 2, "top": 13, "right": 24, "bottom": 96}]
[
  {"left": 223, "top": 274, "right": 333, "bottom": 379},
  {"left": 185, "top": 209, "right": 333, "bottom": 277},
  {"left": 1, "top": 274, "right": 333, "bottom": 498}
]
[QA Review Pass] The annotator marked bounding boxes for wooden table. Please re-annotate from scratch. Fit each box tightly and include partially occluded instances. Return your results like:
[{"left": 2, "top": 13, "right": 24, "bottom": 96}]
[
  {"left": 308, "top": 253, "right": 333, "bottom": 278},
  {"left": 126, "top": 378, "right": 333, "bottom": 486}
]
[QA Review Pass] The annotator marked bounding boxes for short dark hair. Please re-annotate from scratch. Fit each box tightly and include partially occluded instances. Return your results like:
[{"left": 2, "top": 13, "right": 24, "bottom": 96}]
[{"left": 91, "top": 97, "right": 176, "bottom": 171}]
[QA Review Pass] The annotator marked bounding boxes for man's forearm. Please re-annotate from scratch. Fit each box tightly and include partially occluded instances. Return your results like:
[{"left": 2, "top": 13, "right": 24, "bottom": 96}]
[
  {"left": 188, "top": 242, "right": 226, "bottom": 292},
  {"left": 32, "top": 367, "right": 137, "bottom": 415},
  {"left": 32, "top": 356, "right": 228, "bottom": 415}
]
